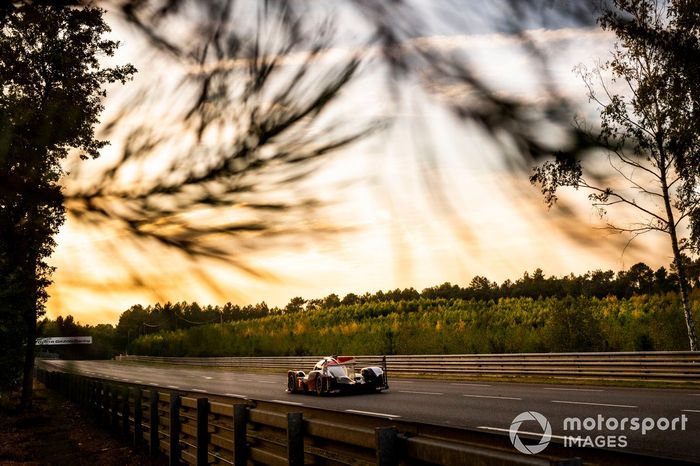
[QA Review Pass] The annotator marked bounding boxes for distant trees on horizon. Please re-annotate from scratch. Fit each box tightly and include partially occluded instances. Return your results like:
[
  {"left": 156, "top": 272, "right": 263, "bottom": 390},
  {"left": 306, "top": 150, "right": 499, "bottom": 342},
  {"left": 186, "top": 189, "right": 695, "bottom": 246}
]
[{"left": 40, "top": 260, "right": 700, "bottom": 353}]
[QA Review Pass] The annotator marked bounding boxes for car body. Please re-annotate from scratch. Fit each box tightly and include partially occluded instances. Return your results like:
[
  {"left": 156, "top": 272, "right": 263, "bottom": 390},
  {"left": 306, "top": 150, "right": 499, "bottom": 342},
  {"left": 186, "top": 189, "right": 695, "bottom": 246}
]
[{"left": 287, "top": 356, "right": 388, "bottom": 395}]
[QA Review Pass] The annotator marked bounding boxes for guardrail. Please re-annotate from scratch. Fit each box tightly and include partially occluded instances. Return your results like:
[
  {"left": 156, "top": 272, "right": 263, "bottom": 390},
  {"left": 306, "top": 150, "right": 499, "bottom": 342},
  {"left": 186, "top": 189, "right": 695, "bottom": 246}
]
[
  {"left": 116, "top": 351, "right": 700, "bottom": 383},
  {"left": 35, "top": 368, "right": 696, "bottom": 466}
]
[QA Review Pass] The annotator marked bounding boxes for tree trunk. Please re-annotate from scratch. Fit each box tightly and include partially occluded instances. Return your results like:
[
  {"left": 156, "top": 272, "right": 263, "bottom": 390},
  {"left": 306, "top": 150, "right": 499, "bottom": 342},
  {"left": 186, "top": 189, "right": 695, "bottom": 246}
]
[
  {"left": 20, "top": 263, "right": 38, "bottom": 409},
  {"left": 670, "top": 233, "right": 699, "bottom": 351},
  {"left": 659, "top": 147, "right": 699, "bottom": 351},
  {"left": 20, "top": 309, "right": 37, "bottom": 408}
]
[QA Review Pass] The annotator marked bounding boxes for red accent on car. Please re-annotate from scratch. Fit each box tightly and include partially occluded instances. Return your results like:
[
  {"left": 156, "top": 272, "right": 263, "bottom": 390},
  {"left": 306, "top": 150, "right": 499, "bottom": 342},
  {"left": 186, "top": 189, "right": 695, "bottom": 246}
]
[{"left": 335, "top": 356, "right": 355, "bottom": 363}]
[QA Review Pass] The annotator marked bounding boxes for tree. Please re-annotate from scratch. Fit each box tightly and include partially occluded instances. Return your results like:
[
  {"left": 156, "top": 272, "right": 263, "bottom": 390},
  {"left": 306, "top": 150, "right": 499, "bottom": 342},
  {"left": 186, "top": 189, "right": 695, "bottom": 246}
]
[
  {"left": 531, "top": 0, "right": 699, "bottom": 350},
  {"left": 0, "top": 3, "right": 135, "bottom": 406},
  {"left": 285, "top": 297, "right": 306, "bottom": 314}
]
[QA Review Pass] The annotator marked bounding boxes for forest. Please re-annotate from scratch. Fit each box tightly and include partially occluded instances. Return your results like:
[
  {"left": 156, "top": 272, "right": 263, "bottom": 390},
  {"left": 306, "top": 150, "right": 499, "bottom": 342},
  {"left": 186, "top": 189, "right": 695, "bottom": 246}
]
[{"left": 39, "top": 262, "right": 700, "bottom": 358}]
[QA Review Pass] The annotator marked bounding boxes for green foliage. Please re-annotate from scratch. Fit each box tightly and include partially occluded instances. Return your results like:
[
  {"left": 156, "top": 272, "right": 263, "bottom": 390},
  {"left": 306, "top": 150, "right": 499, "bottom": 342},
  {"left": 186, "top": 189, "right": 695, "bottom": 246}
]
[
  {"left": 543, "top": 297, "right": 604, "bottom": 352},
  {"left": 38, "top": 316, "right": 118, "bottom": 360},
  {"left": 128, "top": 294, "right": 700, "bottom": 357},
  {"left": 530, "top": 0, "right": 700, "bottom": 350},
  {"left": 0, "top": 3, "right": 134, "bottom": 402}
]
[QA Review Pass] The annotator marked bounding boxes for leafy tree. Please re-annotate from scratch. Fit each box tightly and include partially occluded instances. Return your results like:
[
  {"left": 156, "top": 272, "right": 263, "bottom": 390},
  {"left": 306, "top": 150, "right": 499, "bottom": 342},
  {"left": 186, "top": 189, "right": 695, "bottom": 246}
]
[
  {"left": 0, "top": 3, "right": 135, "bottom": 406},
  {"left": 531, "top": 0, "right": 699, "bottom": 350},
  {"left": 285, "top": 297, "right": 306, "bottom": 314},
  {"left": 628, "top": 262, "right": 654, "bottom": 291},
  {"left": 321, "top": 293, "right": 341, "bottom": 309}
]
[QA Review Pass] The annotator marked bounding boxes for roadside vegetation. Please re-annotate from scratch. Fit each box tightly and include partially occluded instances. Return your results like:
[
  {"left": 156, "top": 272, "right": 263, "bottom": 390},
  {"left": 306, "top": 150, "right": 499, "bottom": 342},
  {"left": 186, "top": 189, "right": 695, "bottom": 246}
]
[{"left": 41, "top": 263, "right": 700, "bottom": 357}]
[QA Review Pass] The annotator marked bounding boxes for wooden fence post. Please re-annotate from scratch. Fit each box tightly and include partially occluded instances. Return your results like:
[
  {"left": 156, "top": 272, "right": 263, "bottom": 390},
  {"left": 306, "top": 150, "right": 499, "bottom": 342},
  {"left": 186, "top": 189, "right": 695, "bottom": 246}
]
[
  {"left": 103, "top": 383, "right": 111, "bottom": 427},
  {"left": 133, "top": 388, "right": 143, "bottom": 448},
  {"left": 169, "top": 393, "right": 181, "bottom": 466},
  {"left": 111, "top": 385, "right": 120, "bottom": 432},
  {"left": 149, "top": 390, "right": 160, "bottom": 456},
  {"left": 287, "top": 412, "right": 304, "bottom": 466},
  {"left": 376, "top": 427, "right": 399, "bottom": 466},
  {"left": 233, "top": 404, "right": 247, "bottom": 465},
  {"left": 122, "top": 387, "right": 131, "bottom": 439},
  {"left": 196, "top": 398, "right": 209, "bottom": 466}
]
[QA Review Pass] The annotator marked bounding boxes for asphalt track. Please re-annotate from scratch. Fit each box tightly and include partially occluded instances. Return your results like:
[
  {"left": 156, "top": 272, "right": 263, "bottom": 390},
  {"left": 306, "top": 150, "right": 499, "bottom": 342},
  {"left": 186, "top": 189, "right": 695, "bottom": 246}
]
[{"left": 42, "top": 359, "right": 700, "bottom": 463}]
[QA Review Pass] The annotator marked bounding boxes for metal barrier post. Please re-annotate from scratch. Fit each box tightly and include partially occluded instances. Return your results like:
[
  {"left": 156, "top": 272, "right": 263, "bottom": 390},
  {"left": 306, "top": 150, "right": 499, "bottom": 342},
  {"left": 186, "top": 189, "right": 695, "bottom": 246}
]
[
  {"left": 233, "top": 404, "right": 247, "bottom": 465},
  {"left": 122, "top": 387, "right": 130, "bottom": 439},
  {"left": 133, "top": 388, "right": 143, "bottom": 448},
  {"left": 149, "top": 390, "right": 160, "bottom": 456},
  {"left": 376, "top": 427, "right": 398, "bottom": 466},
  {"left": 196, "top": 398, "right": 209, "bottom": 466},
  {"left": 287, "top": 412, "right": 304, "bottom": 466},
  {"left": 111, "top": 385, "right": 119, "bottom": 432},
  {"left": 169, "top": 393, "right": 181, "bottom": 466},
  {"left": 102, "top": 383, "right": 111, "bottom": 427}
]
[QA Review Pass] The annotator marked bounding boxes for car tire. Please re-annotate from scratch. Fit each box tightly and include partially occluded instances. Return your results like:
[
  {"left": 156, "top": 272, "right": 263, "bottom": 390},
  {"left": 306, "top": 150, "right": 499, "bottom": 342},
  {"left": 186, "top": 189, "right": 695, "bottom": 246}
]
[
  {"left": 288, "top": 373, "right": 297, "bottom": 393},
  {"left": 315, "top": 375, "right": 324, "bottom": 396}
]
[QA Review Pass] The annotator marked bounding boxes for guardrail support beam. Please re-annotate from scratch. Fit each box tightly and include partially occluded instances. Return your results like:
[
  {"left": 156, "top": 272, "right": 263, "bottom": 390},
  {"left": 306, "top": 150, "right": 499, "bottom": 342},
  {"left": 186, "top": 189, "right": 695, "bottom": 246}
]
[
  {"left": 233, "top": 404, "right": 248, "bottom": 465},
  {"left": 122, "top": 387, "right": 131, "bottom": 439},
  {"left": 376, "top": 427, "right": 399, "bottom": 466},
  {"left": 287, "top": 412, "right": 304, "bottom": 466},
  {"left": 133, "top": 387, "right": 143, "bottom": 448},
  {"left": 111, "top": 385, "right": 119, "bottom": 433},
  {"left": 169, "top": 393, "right": 181, "bottom": 466},
  {"left": 102, "top": 383, "right": 110, "bottom": 427},
  {"left": 149, "top": 390, "right": 160, "bottom": 456},
  {"left": 196, "top": 397, "right": 209, "bottom": 466}
]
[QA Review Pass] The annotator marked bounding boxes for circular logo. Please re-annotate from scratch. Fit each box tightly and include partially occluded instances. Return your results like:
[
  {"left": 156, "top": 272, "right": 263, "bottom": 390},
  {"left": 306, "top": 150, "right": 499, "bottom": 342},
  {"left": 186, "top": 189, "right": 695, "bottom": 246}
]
[{"left": 509, "top": 411, "right": 552, "bottom": 455}]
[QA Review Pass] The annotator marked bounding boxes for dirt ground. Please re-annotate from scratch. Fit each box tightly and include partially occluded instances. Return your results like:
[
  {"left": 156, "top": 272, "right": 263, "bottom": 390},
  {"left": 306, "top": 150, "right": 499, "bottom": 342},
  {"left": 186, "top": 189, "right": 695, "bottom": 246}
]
[{"left": 0, "top": 382, "right": 166, "bottom": 466}]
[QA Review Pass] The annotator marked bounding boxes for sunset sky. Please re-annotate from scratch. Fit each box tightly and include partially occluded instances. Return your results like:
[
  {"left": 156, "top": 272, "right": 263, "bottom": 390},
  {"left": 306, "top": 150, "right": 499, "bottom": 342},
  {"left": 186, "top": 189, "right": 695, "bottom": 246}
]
[{"left": 46, "top": 3, "right": 672, "bottom": 325}]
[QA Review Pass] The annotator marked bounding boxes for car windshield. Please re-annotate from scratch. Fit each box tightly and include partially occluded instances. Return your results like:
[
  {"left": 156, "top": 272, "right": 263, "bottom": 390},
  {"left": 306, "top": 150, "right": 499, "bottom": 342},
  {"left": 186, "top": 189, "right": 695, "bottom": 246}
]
[{"left": 326, "top": 365, "right": 351, "bottom": 378}]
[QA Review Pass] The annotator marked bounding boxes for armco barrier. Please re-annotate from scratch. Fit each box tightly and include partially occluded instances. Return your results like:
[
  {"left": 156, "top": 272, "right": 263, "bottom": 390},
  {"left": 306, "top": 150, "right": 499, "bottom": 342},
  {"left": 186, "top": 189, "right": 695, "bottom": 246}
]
[
  {"left": 35, "top": 368, "right": 698, "bottom": 466},
  {"left": 116, "top": 351, "right": 700, "bottom": 383}
]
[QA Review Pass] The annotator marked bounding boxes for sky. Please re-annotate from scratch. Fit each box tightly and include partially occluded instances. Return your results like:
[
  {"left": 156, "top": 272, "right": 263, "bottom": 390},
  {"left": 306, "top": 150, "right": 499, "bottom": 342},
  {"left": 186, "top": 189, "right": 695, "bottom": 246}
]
[{"left": 45, "top": 2, "right": 673, "bottom": 325}]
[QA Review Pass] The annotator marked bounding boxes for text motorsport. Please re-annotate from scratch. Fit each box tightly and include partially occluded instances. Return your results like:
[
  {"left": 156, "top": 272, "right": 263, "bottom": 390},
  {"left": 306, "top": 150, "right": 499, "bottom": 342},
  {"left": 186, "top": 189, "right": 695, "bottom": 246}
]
[{"left": 508, "top": 411, "right": 689, "bottom": 454}]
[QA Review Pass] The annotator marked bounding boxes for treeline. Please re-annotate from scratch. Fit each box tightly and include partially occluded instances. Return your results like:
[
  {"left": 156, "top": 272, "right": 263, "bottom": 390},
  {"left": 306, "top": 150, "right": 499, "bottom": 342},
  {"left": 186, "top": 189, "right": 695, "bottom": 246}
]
[
  {"left": 129, "top": 294, "right": 699, "bottom": 356},
  {"left": 37, "top": 315, "right": 117, "bottom": 360},
  {"left": 114, "top": 261, "right": 692, "bottom": 345},
  {"left": 40, "top": 261, "right": 700, "bottom": 357}
]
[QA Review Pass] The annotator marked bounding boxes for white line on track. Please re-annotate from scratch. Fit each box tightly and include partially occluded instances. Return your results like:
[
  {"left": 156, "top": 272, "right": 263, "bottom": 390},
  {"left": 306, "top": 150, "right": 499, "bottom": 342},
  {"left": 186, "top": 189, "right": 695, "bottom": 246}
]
[
  {"left": 203, "top": 376, "right": 213, "bottom": 380},
  {"left": 682, "top": 409, "right": 700, "bottom": 413},
  {"left": 543, "top": 388, "right": 604, "bottom": 392},
  {"left": 225, "top": 393, "right": 246, "bottom": 398},
  {"left": 258, "top": 381, "right": 277, "bottom": 384},
  {"left": 551, "top": 400, "right": 637, "bottom": 408},
  {"left": 345, "top": 409, "right": 400, "bottom": 418},
  {"left": 148, "top": 382, "right": 159, "bottom": 386},
  {"left": 690, "top": 394, "right": 700, "bottom": 396},
  {"left": 463, "top": 394, "right": 522, "bottom": 400},
  {"left": 451, "top": 383, "right": 491, "bottom": 387},
  {"left": 399, "top": 390, "right": 443, "bottom": 395},
  {"left": 478, "top": 426, "right": 571, "bottom": 441},
  {"left": 191, "top": 388, "right": 207, "bottom": 393},
  {"left": 271, "top": 399, "right": 304, "bottom": 406},
  {"left": 167, "top": 385, "right": 180, "bottom": 389},
  {"left": 134, "top": 380, "right": 143, "bottom": 383}
]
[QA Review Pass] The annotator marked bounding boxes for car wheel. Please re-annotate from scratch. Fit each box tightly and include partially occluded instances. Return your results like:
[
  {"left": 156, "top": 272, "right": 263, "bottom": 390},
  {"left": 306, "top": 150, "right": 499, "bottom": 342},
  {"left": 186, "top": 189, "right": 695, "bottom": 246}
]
[
  {"left": 287, "top": 373, "right": 297, "bottom": 393},
  {"left": 315, "top": 375, "right": 324, "bottom": 396}
]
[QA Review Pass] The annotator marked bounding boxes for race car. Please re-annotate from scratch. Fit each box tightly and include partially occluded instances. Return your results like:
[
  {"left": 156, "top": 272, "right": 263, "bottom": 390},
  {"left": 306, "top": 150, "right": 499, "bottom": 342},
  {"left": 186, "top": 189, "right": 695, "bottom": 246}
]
[{"left": 287, "top": 356, "right": 388, "bottom": 395}]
